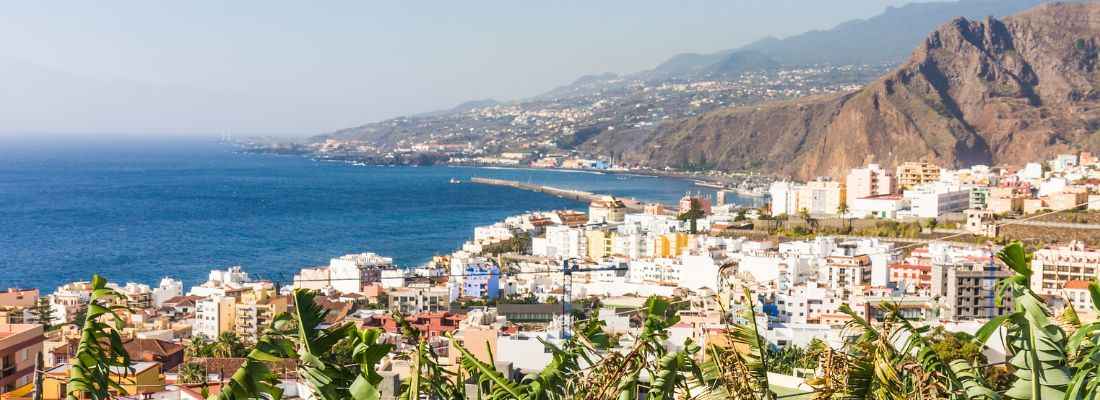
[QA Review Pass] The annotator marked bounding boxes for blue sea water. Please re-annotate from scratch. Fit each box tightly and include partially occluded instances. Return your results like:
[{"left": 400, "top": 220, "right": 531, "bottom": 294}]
[{"left": 0, "top": 137, "right": 755, "bottom": 292}]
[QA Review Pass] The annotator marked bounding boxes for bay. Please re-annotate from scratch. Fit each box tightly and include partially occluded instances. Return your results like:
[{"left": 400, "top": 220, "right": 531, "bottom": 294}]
[{"left": 0, "top": 137, "right": 757, "bottom": 292}]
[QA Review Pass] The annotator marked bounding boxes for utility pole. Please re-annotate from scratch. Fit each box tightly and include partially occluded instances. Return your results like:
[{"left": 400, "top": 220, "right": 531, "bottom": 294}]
[{"left": 33, "top": 350, "right": 43, "bottom": 400}]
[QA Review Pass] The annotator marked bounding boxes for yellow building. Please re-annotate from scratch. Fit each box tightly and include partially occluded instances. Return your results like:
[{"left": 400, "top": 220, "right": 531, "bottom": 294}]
[
  {"left": 651, "top": 235, "right": 672, "bottom": 258},
  {"left": 650, "top": 232, "right": 689, "bottom": 258},
  {"left": 896, "top": 161, "right": 941, "bottom": 190},
  {"left": 585, "top": 230, "right": 614, "bottom": 260},
  {"left": 42, "top": 361, "right": 164, "bottom": 399},
  {"left": 234, "top": 290, "right": 289, "bottom": 341}
]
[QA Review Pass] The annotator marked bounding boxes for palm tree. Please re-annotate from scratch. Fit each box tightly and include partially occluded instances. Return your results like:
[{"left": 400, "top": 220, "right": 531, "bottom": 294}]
[
  {"left": 178, "top": 362, "right": 208, "bottom": 385},
  {"left": 837, "top": 203, "right": 852, "bottom": 233},
  {"left": 185, "top": 335, "right": 211, "bottom": 359},
  {"left": 798, "top": 208, "right": 817, "bottom": 233},
  {"left": 212, "top": 332, "right": 246, "bottom": 358},
  {"left": 69, "top": 243, "right": 1100, "bottom": 400}
]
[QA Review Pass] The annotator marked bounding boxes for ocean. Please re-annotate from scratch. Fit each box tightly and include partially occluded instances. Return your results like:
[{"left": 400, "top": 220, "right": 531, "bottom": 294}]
[{"left": 0, "top": 137, "right": 758, "bottom": 292}]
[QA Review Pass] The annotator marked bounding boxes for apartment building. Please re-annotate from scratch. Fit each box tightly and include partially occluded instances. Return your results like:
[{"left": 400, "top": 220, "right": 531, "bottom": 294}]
[
  {"left": 889, "top": 263, "right": 932, "bottom": 293},
  {"left": 329, "top": 253, "right": 393, "bottom": 294},
  {"left": 827, "top": 255, "right": 872, "bottom": 299},
  {"left": 797, "top": 179, "right": 846, "bottom": 215},
  {"left": 1030, "top": 241, "right": 1100, "bottom": 296},
  {"left": 896, "top": 161, "right": 941, "bottom": 190},
  {"left": 234, "top": 294, "right": 288, "bottom": 341},
  {"left": 904, "top": 182, "right": 971, "bottom": 218},
  {"left": 585, "top": 229, "right": 614, "bottom": 260},
  {"left": 931, "top": 258, "right": 1012, "bottom": 321},
  {"left": 588, "top": 196, "right": 626, "bottom": 224},
  {"left": 532, "top": 225, "right": 586, "bottom": 259},
  {"left": 0, "top": 324, "right": 44, "bottom": 394},
  {"left": 194, "top": 296, "right": 236, "bottom": 339},
  {"left": 0, "top": 290, "right": 39, "bottom": 325},
  {"left": 845, "top": 163, "right": 896, "bottom": 205},
  {"left": 461, "top": 264, "right": 500, "bottom": 300},
  {"left": 388, "top": 284, "right": 450, "bottom": 314}
]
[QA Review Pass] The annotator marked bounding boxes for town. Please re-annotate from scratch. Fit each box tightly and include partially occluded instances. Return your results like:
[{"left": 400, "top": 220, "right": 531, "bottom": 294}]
[
  {"left": 240, "top": 63, "right": 888, "bottom": 176},
  {"left": 3, "top": 150, "right": 1099, "bottom": 399}
]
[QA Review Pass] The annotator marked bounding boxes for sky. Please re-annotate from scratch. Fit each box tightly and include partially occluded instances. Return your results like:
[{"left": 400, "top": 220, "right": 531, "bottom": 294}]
[{"left": 0, "top": 1, "right": 931, "bottom": 138}]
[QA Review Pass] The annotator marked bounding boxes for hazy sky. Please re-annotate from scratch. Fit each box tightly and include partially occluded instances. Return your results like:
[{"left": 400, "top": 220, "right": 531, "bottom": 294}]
[{"left": 0, "top": 1, "right": 929, "bottom": 137}]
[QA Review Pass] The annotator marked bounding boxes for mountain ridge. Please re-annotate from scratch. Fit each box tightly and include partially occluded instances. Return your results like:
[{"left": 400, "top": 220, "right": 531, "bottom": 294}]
[{"left": 611, "top": 2, "right": 1100, "bottom": 180}]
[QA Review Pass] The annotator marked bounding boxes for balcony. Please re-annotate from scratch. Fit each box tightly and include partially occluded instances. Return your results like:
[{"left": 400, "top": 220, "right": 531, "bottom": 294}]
[{"left": 0, "top": 364, "right": 15, "bottom": 379}]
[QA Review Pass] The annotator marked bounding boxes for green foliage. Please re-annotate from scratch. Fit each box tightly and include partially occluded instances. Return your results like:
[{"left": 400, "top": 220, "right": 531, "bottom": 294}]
[
  {"left": 31, "top": 296, "right": 55, "bottom": 331},
  {"left": 178, "top": 362, "right": 209, "bottom": 385},
  {"left": 213, "top": 332, "right": 250, "bottom": 358},
  {"left": 209, "top": 289, "right": 395, "bottom": 400},
  {"left": 480, "top": 233, "right": 532, "bottom": 256},
  {"left": 67, "top": 275, "right": 134, "bottom": 400},
  {"left": 78, "top": 243, "right": 1100, "bottom": 400},
  {"left": 678, "top": 198, "right": 706, "bottom": 234}
]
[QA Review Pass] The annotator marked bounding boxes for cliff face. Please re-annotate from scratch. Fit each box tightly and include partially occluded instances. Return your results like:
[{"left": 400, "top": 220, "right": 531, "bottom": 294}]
[{"left": 620, "top": 2, "right": 1100, "bottom": 179}]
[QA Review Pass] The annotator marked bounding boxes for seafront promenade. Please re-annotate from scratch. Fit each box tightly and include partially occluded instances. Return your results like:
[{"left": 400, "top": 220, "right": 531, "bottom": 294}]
[{"left": 469, "top": 176, "right": 654, "bottom": 210}]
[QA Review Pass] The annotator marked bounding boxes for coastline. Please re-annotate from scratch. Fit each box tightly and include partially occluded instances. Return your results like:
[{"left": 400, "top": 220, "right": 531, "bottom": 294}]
[{"left": 5, "top": 143, "right": 731, "bottom": 292}]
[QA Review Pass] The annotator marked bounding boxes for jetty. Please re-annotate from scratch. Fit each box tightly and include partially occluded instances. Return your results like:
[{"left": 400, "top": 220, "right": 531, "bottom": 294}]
[{"left": 470, "top": 177, "right": 652, "bottom": 210}]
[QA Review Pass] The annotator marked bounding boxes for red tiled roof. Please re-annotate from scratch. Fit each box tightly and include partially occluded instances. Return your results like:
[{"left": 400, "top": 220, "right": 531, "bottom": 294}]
[{"left": 1064, "top": 280, "right": 1092, "bottom": 290}]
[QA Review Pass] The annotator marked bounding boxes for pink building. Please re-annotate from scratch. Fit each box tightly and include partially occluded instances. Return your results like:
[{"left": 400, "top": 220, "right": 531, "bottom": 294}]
[
  {"left": 678, "top": 196, "right": 712, "bottom": 215},
  {"left": 845, "top": 164, "right": 896, "bottom": 205}
]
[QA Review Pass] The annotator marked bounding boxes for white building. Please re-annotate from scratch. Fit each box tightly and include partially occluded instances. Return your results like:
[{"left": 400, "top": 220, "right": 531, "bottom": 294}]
[
  {"left": 190, "top": 266, "right": 252, "bottom": 297},
  {"left": 293, "top": 267, "right": 331, "bottom": 290},
  {"left": 769, "top": 181, "right": 802, "bottom": 216},
  {"left": 329, "top": 253, "right": 393, "bottom": 294},
  {"left": 677, "top": 254, "right": 721, "bottom": 291},
  {"left": 532, "top": 225, "right": 586, "bottom": 259},
  {"left": 849, "top": 195, "right": 908, "bottom": 219},
  {"left": 474, "top": 223, "right": 515, "bottom": 242},
  {"left": 151, "top": 278, "right": 183, "bottom": 307},
  {"left": 380, "top": 268, "right": 407, "bottom": 289},
  {"left": 1019, "top": 162, "right": 1044, "bottom": 180},
  {"left": 904, "top": 183, "right": 971, "bottom": 218},
  {"left": 194, "top": 296, "right": 234, "bottom": 339}
]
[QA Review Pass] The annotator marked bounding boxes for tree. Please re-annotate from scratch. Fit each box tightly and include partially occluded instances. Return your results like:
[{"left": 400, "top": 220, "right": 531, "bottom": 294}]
[
  {"left": 925, "top": 217, "right": 939, "bottom": 234},
  {"left": 30, "top": 297, "right": 55, "bottom": 331},
  {"left": 185, "top": 335, "right": 212, "bottom": 359},
  {"left": 678, "top": 198, "right": 706, "bottom": 234},
  {"left": 798, "top": 207, "right": 818, "bottom": 233},
  {"left": 928, "top": 326, "right": 985, "bottom": 366},
  {"left": 178, "top": 362, "right": 208, "bottom": 385},
  {"left": 66, "top": 243, "right": 1100, "bottom": 400},
  {"left": 71, "top": 304, "right": 88, "bottom": 328},
  {"left": 837, "top": 203, "right": 853, "bottom": 233},
  {"left": 212, "top": 332, "right": 248, "bottom": 358}
]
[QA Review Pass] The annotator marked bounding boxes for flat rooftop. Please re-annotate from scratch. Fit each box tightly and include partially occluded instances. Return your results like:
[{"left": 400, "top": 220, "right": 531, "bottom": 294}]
[{"left": 0, "top": 323, "right": 41, "bottom": 340}]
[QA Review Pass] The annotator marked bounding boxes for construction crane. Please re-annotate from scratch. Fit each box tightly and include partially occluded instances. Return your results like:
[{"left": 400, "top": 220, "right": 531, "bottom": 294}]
[{"left": 560, "top": 258, "right": 628, "bottom": 339}]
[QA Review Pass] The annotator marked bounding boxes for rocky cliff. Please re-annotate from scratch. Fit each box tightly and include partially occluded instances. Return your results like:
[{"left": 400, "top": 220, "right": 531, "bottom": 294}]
[{"left": 616, "top": 2, "right": 1100, "bottom": 179}]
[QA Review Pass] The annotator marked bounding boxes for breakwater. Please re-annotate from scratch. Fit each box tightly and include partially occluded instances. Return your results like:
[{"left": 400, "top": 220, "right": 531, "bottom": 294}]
[{"left": 470, "top": 177, "right": 655, "bottom": 210}]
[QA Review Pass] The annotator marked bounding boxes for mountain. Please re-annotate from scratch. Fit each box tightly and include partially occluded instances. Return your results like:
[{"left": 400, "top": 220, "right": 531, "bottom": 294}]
[
  {"left": 646, "top": 0, "right": 1043, "bottom": 77},
  {"left": 414, "top": 98, "right": 502, "bottom": 118},
  {"left": 610, "top": 2, "right": 1100, "bottom": 179},
  {"left": 742, "top": 0, "right": 1045, "bottom": 65}
]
